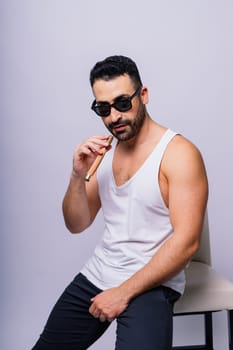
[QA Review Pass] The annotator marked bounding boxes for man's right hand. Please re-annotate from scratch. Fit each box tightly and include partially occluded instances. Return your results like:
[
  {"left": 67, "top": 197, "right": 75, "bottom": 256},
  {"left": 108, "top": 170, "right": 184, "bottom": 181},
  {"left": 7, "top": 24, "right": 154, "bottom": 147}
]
[{"left": 72, "top": 135, "right": 112, "bottom": 180}]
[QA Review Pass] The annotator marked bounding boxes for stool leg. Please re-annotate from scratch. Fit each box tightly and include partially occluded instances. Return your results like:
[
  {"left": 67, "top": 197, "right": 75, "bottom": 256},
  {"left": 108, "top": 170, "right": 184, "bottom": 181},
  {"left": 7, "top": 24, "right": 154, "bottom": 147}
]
[
  {"left": 204, "top": 312, "right": 213, "bottom": 350},
  {"left": 228, "top": 310, "right": 233, "bottom": 350}
]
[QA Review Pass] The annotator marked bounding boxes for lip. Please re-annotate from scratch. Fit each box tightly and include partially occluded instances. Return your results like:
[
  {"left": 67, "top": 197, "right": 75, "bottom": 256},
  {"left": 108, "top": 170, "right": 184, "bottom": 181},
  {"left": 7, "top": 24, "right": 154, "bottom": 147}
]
[{"left": 113, "top": 124, "right": 127, "bottom": 132}]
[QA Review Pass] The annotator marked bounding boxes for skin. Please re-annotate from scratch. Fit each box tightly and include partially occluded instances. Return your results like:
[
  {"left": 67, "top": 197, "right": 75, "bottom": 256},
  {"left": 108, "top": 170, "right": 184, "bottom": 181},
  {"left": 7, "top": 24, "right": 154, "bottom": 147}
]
[{"left": 62, "top": 74, "right": 208, "bottom": 323}]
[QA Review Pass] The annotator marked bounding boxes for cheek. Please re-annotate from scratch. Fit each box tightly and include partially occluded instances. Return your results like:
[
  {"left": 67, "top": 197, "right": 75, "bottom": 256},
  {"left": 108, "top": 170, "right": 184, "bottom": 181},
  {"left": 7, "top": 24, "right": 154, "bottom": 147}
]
[
  {"left": 135, "top": 102, "right": 146, "bottom": 119},
  {"left": 101, "top": 117, "right": 110, "bottom": 127},
  {"left": 102, "top": 118, "right": 114, "bottom": 132}
]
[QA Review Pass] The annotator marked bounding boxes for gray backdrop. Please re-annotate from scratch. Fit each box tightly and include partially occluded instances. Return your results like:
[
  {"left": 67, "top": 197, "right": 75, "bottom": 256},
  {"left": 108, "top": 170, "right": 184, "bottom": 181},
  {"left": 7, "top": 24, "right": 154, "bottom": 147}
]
[{"left": 1, "top": 1, "right": 233, "bottom": 349}]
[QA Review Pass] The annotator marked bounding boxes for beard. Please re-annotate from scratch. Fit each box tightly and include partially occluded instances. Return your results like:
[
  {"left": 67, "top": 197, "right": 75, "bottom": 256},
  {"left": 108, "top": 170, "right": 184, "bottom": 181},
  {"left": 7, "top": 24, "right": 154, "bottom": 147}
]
[{"left": 105, "top": 101, "right": 147, "bottom": 142}]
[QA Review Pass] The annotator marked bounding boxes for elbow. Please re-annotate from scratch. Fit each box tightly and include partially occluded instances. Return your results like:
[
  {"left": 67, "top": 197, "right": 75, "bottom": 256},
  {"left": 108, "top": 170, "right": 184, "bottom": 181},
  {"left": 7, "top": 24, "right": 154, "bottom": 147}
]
[
  {"left": 62, "top": 209, "right": 91, "bottom": 234},
  {"left": 64, "top": 219, "right": 91, "bottom": 234},
  {"left": 67, "top": 226, "right": 83, "bottom": 234},
  {"left": 188, "top": 239, "right": 200, "bottom": 260}
]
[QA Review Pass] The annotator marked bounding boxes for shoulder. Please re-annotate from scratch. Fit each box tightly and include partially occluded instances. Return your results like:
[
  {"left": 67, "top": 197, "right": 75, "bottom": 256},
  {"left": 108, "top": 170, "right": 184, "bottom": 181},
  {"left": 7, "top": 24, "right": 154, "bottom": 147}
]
[
  {"left": 162, "top": 134, "right": 207, "bottom": 182},
  {"left": 168, "top": 134, "right": 202, "bottom": 159}
]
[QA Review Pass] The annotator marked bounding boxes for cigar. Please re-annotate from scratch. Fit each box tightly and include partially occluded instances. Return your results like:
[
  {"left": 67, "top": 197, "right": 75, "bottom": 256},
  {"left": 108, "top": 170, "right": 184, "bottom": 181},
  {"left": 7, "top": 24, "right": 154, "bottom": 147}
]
[{"left": 85, "top": 136, "right": 113, "bottom": 182}]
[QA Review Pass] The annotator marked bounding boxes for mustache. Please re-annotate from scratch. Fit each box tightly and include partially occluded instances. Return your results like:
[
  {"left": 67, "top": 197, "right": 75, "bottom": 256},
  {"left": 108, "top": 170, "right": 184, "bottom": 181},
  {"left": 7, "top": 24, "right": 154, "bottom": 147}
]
[{"left": 108, "top": 120, "right": 131, "bottom": 129}]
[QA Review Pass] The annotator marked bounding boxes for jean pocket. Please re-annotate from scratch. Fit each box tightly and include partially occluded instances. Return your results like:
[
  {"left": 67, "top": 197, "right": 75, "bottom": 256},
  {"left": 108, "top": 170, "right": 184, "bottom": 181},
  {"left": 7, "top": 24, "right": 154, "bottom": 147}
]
[{"left": 162, "top": 286, "right": 181, "bottom": 305}]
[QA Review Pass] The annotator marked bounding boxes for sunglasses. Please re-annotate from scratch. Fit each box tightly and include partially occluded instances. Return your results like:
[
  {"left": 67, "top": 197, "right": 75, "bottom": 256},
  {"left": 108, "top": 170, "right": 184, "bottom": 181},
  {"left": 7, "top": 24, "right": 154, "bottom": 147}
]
[{"left": 91, "top": 87, "right": 141, "bottom": 117}]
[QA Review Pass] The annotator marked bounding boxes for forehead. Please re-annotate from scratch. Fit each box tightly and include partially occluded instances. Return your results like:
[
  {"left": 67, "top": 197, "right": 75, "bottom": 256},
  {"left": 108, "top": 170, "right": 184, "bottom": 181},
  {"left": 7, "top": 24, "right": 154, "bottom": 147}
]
[{"left": 92, "top": 74, "right": 135, "bottom": 102}]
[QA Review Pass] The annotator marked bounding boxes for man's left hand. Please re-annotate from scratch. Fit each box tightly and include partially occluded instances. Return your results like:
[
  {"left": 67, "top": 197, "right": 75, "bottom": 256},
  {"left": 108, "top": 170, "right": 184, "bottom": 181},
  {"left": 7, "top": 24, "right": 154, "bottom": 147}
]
[{"left": 89, "top": 287, "right": 129, "bottom": 322}]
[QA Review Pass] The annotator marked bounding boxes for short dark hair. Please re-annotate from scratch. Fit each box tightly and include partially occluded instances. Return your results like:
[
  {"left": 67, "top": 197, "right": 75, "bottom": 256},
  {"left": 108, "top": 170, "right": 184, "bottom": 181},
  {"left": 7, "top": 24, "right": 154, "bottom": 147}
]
[{"left": 90, "top": 55, "right": 143, "bottom": 88}]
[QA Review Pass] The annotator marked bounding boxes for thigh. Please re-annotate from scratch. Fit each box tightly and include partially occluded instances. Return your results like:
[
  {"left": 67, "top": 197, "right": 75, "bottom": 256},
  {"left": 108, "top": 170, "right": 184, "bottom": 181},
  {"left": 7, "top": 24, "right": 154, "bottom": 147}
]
[
  {"left": 32, "top": 273, "right": 111, "bottom": 350},
  {"left": 115, "top": 286, "right": 180, "bottom": 350}
]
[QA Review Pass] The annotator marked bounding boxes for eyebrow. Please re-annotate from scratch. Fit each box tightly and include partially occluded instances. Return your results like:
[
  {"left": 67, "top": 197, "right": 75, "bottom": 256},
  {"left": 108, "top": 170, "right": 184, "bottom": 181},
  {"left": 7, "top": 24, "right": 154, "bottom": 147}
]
[{"left": 96, "top": 93, "right": 130, "bottom": 104}]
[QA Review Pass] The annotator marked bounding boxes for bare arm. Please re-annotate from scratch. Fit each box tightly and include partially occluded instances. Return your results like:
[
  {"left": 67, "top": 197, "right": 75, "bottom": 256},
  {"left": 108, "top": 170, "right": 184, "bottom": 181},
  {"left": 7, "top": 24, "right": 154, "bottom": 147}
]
[
  {"left": 62, "top": 135, "right": 111, "bottom": 233},
  {"left": 89, "top": 136, "right": 208, "bottom": 321}
]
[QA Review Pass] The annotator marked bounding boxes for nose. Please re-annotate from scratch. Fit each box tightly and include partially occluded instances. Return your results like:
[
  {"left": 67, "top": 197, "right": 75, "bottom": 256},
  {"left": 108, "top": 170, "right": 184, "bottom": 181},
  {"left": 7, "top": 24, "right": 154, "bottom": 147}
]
[{"left": 109, "top": 106, "right": 121, "bottom": 123}]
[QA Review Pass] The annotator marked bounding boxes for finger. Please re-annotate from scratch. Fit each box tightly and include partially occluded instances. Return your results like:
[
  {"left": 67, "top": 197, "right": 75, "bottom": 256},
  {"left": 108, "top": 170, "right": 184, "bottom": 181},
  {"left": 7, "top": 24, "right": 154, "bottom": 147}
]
[
  {"left": 89, "top": 304, "right": 100, "bottom": 319},
  {"left": 99, "top": 314, "right": 107, "bottom": 322},
  {"left": 90, "top": 135, "right": 111, "bottom": 144},
  {"left": 89, "top": 303, "right": 95, "bottom": 314},
  {"left": 90, "top": 309, "right": 100, "bottom": 319},
  {"left": 87, "top": 141, "right": 110, "bottom": 155},
  {"left": 86, "top": 136, "right": 112, "bottom": 152},
  {"left": 76, "top": 136, "right": 112, "bottom": 161}
]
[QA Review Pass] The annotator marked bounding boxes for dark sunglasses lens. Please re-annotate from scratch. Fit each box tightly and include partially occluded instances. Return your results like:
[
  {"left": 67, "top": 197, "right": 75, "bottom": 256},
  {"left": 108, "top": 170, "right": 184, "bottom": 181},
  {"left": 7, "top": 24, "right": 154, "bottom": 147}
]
[
  {"left": 114, "top": 97, "right": 131, "bottom": 112},
  {"left": 92, "top": 92, "right": 136, "bottom": 116},
  {"left": 94, "top": 104, "right": 110, "bottom": 117}
]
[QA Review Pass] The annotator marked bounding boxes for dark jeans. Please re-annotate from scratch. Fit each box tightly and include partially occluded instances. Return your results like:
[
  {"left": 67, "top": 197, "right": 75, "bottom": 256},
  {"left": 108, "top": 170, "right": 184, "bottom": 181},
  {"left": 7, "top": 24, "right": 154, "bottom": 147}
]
[{"left": 32, "top": 273, "right": 180, "bottom": 350}]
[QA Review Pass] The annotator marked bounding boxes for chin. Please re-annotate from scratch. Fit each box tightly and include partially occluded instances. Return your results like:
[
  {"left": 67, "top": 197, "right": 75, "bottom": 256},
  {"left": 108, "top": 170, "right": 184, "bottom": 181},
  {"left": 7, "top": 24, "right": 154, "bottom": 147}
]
[{"left": 115, "top": 132, "right": 136, "bottom": 142}]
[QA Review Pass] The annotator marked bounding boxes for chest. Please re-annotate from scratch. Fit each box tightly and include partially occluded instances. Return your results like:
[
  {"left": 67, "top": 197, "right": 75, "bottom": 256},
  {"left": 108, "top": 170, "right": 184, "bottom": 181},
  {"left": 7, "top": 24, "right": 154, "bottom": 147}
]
[
  {"left": 112, "top": 147, "right": 149, "bottom": 186},
  {"left": 112, "top": 157, "right": 138, "bottom": 187},
  {"left": 112, "top": 146, "right": 169, "bottom": 207}
]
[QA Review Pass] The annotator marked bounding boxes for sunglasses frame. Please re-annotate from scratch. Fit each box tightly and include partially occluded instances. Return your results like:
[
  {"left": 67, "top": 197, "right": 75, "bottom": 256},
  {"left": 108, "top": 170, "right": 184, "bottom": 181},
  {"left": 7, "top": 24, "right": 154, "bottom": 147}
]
[{"left": 91, "top": 87, "right": 141, "bottom": 117}]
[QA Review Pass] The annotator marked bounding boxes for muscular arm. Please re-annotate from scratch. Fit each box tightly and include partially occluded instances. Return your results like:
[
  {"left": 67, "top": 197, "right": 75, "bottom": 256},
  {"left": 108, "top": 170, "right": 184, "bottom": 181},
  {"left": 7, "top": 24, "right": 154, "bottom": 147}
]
[
  {"left": 62, "top": 173, "right": 100, "bottom": 233},
  {"left": 62, "top": 136, "right": 111, "bottom": 233},
  {"left": 89, "top": 136, "right": 208, "bottom": 321}
]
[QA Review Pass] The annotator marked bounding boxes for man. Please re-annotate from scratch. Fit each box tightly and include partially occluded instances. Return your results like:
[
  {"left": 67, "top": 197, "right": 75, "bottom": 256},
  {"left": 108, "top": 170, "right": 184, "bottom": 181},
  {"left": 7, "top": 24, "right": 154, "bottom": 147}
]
[{"left": 32, "top": 55, "right": 208, "bottom": 349}]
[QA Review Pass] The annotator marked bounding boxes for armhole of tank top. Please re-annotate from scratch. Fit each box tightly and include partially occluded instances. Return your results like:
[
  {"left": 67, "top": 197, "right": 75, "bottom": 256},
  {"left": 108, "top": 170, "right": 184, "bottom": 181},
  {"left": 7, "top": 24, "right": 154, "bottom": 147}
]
[{"left": 155, "top": 131, "right": 179, "bottom": 208}]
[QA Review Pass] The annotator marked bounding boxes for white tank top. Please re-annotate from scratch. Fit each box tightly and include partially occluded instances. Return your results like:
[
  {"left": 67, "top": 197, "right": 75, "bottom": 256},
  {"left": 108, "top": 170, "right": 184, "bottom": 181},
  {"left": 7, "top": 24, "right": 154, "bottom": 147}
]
[{"left": 81, "top": 129, "right": 185, "bottom": 294}]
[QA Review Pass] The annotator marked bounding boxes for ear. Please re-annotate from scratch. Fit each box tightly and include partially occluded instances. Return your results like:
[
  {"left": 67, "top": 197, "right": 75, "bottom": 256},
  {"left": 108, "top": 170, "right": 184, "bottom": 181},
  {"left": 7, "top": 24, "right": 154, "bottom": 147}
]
[{"left": 140, "top": 86, "right": 149, "bottom": 105}]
